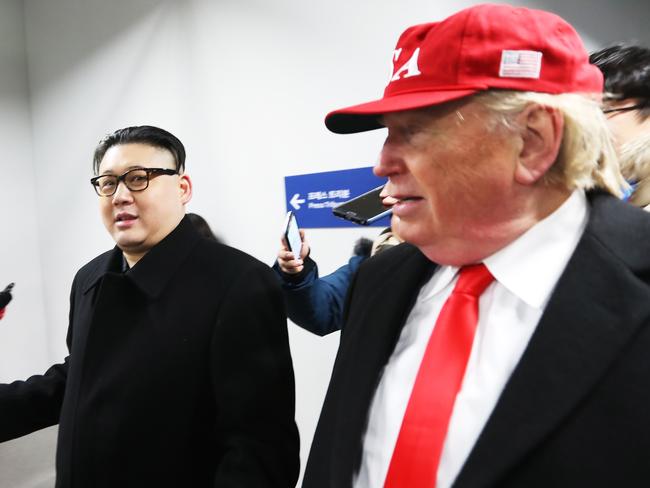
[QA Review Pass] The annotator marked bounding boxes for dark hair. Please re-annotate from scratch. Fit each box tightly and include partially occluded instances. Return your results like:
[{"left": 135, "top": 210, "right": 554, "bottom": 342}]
[
  {"left": 590, "top": 44, "right": 650, "bottom": 120},
  {"left": 353, "top": 237, "right": 373, "bottom": 258},
  {"left": 92, "top": 125, "right": 186, "bottom": 175},
  {"left": 186, "top": 212, "right": 222, "bottom": 243}
]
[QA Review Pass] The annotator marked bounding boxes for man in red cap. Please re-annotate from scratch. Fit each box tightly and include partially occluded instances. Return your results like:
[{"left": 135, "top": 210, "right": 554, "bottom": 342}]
[{"left": 304, "top": 4, "right": 650, "bottom": 488}]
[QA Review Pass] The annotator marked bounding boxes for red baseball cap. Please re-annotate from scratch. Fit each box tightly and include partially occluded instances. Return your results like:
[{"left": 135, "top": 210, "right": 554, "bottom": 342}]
[{"left": 325, "top": 4, "right": 603, "bottom": 134}]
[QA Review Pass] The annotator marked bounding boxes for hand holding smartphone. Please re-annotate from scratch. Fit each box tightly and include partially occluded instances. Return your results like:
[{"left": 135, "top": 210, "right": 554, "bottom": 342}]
[{"left": 283, "top": 211, "right": 303, "bottom": 258}]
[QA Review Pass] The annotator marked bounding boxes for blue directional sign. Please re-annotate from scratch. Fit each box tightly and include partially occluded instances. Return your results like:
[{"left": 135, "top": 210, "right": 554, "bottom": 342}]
[{"left": 284, "top": 166, "right": 389, "bottom": 228}]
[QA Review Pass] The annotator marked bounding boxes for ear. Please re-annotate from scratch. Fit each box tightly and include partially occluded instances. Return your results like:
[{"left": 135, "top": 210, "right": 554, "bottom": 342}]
[
  {"left": 179, "top": 173, "right": 193, "bottom": 205},
  {"left": 514, "top": 104, "right": 564, "bottom": 186}
]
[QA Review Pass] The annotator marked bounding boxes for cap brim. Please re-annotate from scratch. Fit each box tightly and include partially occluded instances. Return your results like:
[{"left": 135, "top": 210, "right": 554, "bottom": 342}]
[{"left": 325, "top": 89, "right": 481, "bottom": 134}]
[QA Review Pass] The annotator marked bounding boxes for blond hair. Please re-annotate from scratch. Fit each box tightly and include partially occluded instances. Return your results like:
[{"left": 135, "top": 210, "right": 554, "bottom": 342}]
[
  {"left": 473, "top": 90, "right": 627, "bottom": 197},
  {"left": 619, "top": 132, "right": 650, "bottom": 181}
]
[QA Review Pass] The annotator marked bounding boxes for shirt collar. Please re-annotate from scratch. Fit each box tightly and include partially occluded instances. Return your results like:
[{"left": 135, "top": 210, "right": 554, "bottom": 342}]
[
  {"left": 422, "top": 190, "right": 588, "bottom": 309},
  {"left": 484, "top": 190, "right": 589, "bottom": 309}
]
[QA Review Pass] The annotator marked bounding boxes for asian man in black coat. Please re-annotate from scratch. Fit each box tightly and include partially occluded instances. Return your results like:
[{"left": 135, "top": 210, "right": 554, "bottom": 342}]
[{"left": 0, "top": 126, "right": 299, "bottom": 487}]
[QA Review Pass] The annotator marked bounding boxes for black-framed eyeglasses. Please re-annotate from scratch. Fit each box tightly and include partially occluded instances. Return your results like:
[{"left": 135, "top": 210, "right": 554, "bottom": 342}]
[
  {"left": 601, "top": 104, "right": 646, "bottom": 115},
  {"left": 90, "top": 167, "right": 178, "bottom": 197}
]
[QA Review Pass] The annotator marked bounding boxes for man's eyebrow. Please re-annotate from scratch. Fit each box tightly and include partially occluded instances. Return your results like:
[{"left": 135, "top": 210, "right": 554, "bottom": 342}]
[{"left": 99, "top": 164, "right": 149, "bottom": 176}]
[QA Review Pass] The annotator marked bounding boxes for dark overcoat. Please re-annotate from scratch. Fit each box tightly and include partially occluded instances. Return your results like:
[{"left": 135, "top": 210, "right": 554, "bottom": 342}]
[
  {"left": 303, "top": 191, "right": 650, "bottom": 487},
  {"left": 0, "top": 216, "right": 300, "bottom": 487}
]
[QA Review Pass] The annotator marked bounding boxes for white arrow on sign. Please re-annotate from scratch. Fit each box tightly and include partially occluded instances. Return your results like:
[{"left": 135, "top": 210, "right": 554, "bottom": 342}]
[{"left": 290, "top": 193, "right": 306, "bottom": 210}]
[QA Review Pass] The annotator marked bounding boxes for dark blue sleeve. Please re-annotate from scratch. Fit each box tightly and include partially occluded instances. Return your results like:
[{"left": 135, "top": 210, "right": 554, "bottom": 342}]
[{"left": 272, "top": 255, "right": 366, "bottom": 336}]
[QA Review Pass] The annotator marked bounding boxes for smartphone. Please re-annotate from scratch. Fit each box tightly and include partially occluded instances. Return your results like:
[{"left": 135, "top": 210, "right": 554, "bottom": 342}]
[
  {"left": 283, "top": 211, "right": 303, "bottom": 257},
  {"left": 332, "top": 185, "right": 392, "bottom": 226}
]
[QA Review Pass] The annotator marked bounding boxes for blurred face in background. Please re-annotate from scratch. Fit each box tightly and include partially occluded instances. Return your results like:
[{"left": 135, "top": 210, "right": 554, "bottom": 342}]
[
  {"left": 604, "top": 99, "right": 650, "bottom": 180},
  {"left": 604, "top": 98, "right": 650, "bottom": 147}
]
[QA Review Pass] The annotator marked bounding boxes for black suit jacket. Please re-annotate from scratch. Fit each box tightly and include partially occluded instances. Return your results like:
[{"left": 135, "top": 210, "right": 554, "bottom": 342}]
[
  {"left": 304, "top": 191, "right": 650, "bottom": 487},
  {"left": 0, "top": 216, "right": 300, "bottom": 488}
]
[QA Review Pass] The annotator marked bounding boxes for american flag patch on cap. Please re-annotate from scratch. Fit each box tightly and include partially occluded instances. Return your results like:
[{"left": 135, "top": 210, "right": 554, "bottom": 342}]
[{"left": 499, "top": 50, "right": 542, "bottom": 78}]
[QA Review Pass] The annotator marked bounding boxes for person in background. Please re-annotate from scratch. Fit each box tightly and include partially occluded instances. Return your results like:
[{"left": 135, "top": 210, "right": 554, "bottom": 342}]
[
  {"left": 304, "top": 5, "right": 650, "bottom": 488},
  {"left": 274, "top": 228, "right": 400, "bottom": 336},
  {"left": 0, "top": 125, "right": 299, "bottom": 488},
  {"left": 590, "top": 44, "right": 650, "bottom": 209},
  {"left": 186, "top": 211, "right": 223, "bottom": 243},
  {"left": 274, "top": 189, "right": 401, "bottom": 336},
  {"left": 0, "top": 283, "right": 14, "bottom": 320}
]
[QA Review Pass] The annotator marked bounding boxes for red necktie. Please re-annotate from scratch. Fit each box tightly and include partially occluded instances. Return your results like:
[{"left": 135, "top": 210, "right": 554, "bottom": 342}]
[{"left": 384, "top": 263, "right": 494, "bottom": 488}]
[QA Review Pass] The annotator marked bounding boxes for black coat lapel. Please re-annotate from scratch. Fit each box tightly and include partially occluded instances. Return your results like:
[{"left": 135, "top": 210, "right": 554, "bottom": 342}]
[
  {"left": 455, "top": 193, "right": 650, "bottom": 487},
  {"left": 303, "top": 244, "right": 435, "bottom": 487}
]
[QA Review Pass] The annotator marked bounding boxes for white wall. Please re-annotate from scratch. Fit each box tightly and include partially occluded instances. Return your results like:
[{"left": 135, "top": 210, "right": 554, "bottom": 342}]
[
  {"left": 0, "top": 0, "right": 50, "bottom": 382},
  {"left": 3, "top": 0, "right": 650, "bottom": 484},
  {"left": 533, "top": 0, "right": 650, "bottom": 47}
]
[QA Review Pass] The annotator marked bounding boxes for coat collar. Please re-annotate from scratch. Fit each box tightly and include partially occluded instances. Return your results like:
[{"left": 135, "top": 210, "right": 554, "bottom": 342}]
[
  {"left": 81, "top": 215, "right": 200, "bottom": 298},
  {"left": 454, "top": 190, "right": 650, "bottom": 486}
]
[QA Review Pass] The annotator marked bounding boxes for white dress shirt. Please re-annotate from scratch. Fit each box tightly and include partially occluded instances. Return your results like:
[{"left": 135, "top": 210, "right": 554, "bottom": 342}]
[{"left": 353, "top": 190, "right": 588, "bottom": 488}]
